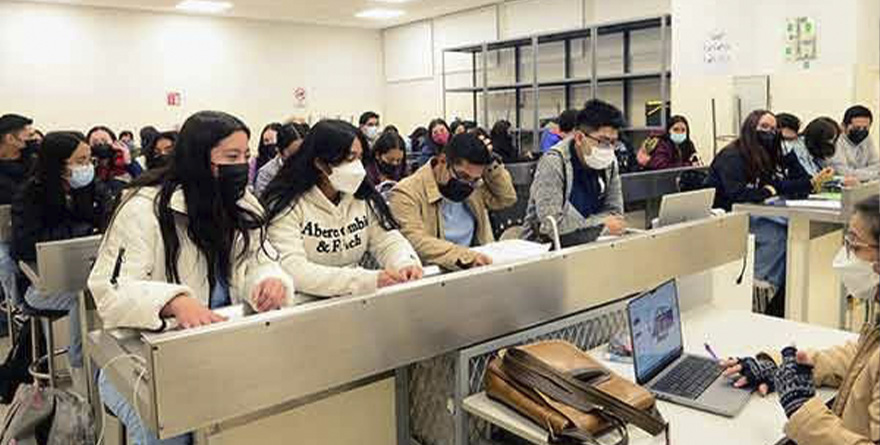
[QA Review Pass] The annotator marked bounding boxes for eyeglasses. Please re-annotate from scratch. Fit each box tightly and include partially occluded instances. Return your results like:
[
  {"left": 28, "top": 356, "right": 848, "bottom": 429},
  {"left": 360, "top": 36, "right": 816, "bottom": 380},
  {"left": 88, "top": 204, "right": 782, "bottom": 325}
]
[
  {"left": 584, "top": 133, "right": 619, "bottom": 147},
  {"left": 449, "top": 167, "right": 482, "bottom": 188}
]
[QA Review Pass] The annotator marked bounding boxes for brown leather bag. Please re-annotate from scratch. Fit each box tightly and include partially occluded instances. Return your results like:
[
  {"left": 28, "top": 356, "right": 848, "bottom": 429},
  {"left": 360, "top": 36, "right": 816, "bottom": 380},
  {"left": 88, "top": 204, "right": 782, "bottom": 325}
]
[{"left": 485, "top": 340, "right": 668, "bottom": 445}]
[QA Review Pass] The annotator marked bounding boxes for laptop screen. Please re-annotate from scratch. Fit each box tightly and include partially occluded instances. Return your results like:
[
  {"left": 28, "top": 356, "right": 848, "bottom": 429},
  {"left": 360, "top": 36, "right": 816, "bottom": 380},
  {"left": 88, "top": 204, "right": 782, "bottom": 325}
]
[{"left": 628, "top": 280, "right": 684, "bottom": 384}]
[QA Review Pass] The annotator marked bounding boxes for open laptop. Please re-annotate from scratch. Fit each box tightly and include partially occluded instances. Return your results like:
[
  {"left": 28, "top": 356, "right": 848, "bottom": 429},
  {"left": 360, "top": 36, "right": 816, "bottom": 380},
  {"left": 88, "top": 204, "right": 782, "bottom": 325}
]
[
  {"left": 656, "top": 189, "right": 716, "bottom": 228},
  {"left": 627, "top": 280, "right": 751, "bottom": 417}
]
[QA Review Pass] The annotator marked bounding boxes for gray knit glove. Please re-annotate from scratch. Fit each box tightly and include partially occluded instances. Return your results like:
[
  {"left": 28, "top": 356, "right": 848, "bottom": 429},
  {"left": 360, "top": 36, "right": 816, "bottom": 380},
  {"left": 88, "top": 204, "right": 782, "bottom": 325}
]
[
  {"left": 737, "top": 353, "right": 778, "bottom": 392},
  {"left": 774, "top": 347, "right": 816, "bottom": 418}
]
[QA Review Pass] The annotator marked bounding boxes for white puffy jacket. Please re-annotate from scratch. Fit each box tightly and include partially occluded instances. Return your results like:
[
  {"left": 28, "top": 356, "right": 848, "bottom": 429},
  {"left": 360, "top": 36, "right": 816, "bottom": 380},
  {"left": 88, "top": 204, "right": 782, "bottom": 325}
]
[
  {"left": 268, "top": 187, "right": 420, "bottom": 297},
  {"left": 88, "top": 186, "right": 294, "bottom": 330}
]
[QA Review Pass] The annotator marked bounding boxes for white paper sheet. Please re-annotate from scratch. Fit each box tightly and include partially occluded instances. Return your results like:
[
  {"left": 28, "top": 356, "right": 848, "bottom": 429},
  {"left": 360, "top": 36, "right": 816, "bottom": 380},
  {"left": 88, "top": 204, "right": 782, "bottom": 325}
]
[
  {"left": 784, "top": 199, "right": 842, "bottom": 210},
  {"left": 470, "top": 240, "right": 551, "bottom": 265}
]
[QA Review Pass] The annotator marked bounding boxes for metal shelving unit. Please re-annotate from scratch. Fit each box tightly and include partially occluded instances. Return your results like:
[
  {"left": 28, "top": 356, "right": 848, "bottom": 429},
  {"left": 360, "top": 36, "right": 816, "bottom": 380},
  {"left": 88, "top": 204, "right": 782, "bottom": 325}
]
[{"left": 442, "top": 14, "right": 671, "bottom": 155}]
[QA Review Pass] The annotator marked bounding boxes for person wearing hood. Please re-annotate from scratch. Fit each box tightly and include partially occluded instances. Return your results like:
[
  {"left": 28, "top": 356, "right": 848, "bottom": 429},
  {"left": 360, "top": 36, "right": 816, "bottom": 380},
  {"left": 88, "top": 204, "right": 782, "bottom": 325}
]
[
  {"left": 523, "top": 100, "right": 627, "bottom": 243},
  {"left": 721, "top": 195, "right": 879, "bottom": 445},
  {"left": 830, "top": 105, "right": 879, "bottom": 184}
]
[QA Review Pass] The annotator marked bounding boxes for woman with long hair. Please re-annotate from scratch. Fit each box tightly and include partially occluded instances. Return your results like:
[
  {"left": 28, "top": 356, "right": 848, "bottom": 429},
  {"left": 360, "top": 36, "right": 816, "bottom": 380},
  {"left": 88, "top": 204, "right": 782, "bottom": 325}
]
[
  {"left": 365, "top": 128, "right": 409, "bottom": 198},
  {"left": 707, "top": 110, "right": 829, "bottom": 316},
  {"left": 249, "top": 122, "right": 283, "bottom": 187},
  {"left": 263, "top": 119, "right": 422, "bottom": 298},
  {"left": 640, "top": 115, "right": 701, "bottom": 170},
  {"left": 11, "top": 131, "right": 111, "bottom": 391},
  {"left": 417, "top": 118, "right": 451, "bottom": 167},
  {"left": 254, "top": 122, "right": 308, "bottom": 197},
  {"left": 89, "top": 111, "right": 293, "bottom": 444}
]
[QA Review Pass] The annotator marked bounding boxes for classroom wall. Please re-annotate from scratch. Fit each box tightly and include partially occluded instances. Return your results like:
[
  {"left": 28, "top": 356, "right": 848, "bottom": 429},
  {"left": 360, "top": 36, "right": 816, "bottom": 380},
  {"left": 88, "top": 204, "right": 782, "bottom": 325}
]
[
  {"left": 0, "top": 1, "right": 384, "bottom": 142},
  {"left": 382, "top": 0, "right": 672, "bottom": 136},
  {"left": 671, "top": 0, "right": 880, "bottom": 160}
]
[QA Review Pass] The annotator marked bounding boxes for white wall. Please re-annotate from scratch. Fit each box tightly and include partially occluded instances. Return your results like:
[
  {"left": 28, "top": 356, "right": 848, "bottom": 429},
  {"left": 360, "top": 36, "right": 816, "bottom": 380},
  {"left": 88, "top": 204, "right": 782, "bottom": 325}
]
[
  {"left": 0, "top": 1, "right": 384, "bottom": 144},
  {"left": 382, "top": 0, "right": 672, "bottom": 135},
  {"left": 671, "top": 0, "right": 880, "bottom": 159}
]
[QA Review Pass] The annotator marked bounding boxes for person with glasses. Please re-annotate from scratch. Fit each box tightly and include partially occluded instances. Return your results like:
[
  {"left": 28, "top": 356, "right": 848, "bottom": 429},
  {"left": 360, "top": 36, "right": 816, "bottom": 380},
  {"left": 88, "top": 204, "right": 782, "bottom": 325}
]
[
  {"left": 720, "top": 195, "right": 879, "bottom": 445},
  {"left": 523, "top": 100, "right": 626, "bottom": 244},
  {"left": 389, "top": 132, "right": 516, "bottom": 271}
]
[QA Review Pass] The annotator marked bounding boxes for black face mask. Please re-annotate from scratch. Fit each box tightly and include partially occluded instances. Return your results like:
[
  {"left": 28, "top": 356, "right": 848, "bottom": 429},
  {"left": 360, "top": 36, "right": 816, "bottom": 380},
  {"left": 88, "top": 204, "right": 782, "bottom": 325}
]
[
  {"left": 147, "top": 154, "right": 171, "bottom": 170},
  {"left": 22, "top": 140, "right": 40, "bottom": 159},
  {"left": 217, "top": 163, "right": 249, "bottom": 204},
  {"left": 92, "top": 143, "right": 116, "bottom": 160},
  {"left": 756, "top": 130, "right": 778, "bottom": 151},
  {"left": 848, "top": 128, "right": 869, "bottom": 145},
  {"left": 377, "top": 160, "right": 400, "bottom": 178},
  {"left": 438, "top": 177, "right": 475, "bottom": 202},
  {"left": 809, "top": 140, "right": 837, "bottom": 159}
]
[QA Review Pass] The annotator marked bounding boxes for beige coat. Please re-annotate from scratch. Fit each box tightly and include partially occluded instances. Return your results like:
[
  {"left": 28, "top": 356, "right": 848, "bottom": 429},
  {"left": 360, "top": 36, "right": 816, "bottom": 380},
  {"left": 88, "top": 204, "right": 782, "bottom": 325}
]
[
  {"left": 774, "top": 318, "right": 879, "bottom": 445},
  {"left": 388, "top": 160, "right": 516, "bottom": 270},
  {"left": 88, "top": 186, "right": 294, "bottom": 330}
]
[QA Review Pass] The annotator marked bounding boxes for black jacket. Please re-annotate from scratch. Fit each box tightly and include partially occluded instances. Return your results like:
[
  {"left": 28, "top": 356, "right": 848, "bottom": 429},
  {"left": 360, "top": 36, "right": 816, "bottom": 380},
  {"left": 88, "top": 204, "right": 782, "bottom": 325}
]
[
  {"left": 0, "top": 159, "right": 30, "bottom": 205},
  {"left": 707, "top": 143, "right": 812, "bottom": 211},
  {"left": 12, "top": 180, "right": 112, "bottom": 262}
]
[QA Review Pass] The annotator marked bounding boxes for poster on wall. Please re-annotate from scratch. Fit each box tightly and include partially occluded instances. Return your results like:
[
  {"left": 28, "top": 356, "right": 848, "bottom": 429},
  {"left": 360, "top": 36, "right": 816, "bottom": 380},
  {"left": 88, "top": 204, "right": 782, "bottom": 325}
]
[
  {"left": 703, "top": 31, "right": 732, "bottom": 66},
  {"left": 785, "top": 17, "right": 817, "bottom": 65}
]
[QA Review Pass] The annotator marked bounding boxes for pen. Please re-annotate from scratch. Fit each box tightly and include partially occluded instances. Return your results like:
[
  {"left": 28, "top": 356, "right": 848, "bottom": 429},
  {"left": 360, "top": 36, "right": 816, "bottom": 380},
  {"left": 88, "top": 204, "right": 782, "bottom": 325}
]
[{"left": 704, "top": 342, "right": 720, "bottom": 361}]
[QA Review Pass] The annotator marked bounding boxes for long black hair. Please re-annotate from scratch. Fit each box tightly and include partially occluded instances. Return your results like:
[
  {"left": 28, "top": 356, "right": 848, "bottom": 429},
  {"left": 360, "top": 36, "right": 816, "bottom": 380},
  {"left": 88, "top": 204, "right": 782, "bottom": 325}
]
[
  {"left": 143, "top": 131, "right": 178, "bottom": 169},
  {"left": 262, "top": 119, "right": 399, "bottom": 230},
  {"left": 255, "top": 123, "right": 283, "bottom": 173},
  {"left": 24, "top": 131, "right": 90, "bottom": 226},
  {"left": 734, "top": 110, "right": 782, "bottom": 182},
  {"left": 117, "top": 111, "right": 265, "bottom": 288},
  {"left": 664, "top": 115, "right": 697, "bottom": 162}
]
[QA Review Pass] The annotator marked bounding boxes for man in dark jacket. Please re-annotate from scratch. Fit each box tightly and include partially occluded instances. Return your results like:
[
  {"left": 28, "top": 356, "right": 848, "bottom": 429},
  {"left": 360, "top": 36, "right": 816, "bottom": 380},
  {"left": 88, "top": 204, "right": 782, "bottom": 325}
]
[{"left": 0, "top": 114, "right": 36, "bottom": 205}]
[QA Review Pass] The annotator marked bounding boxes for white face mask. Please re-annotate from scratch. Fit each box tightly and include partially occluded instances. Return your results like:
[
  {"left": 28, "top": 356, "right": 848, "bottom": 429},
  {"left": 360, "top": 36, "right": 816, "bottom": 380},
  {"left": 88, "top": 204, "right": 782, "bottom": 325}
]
[
  {"left": 832, "top": 247, "right": 879, "bottom": 301},
  {"left": 328, "top": 160, "right": 366, "bottom": 195},
  {"left": 364, "top": 126, "right": 379, "bottom": 141},
  {"left": 583, "top": 145, "right": 617, "bottom": 170},
  {"left": 68, "top": 164, "right": 95, "bottom": 190}
]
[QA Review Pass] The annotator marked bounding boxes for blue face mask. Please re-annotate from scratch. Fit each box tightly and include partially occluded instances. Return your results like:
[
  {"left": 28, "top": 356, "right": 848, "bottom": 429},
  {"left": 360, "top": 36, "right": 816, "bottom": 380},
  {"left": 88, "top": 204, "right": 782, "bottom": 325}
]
[
  {"left": 69, "top": 164, "right": 95, "bottom": 189},
  {"left": 670, "top": 133, "right": 687, "bottom": 145}
]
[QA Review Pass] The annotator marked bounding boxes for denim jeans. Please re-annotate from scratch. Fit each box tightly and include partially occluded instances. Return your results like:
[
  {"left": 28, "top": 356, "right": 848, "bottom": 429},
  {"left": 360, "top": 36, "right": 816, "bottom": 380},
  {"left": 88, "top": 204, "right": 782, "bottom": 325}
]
[
  {"left": 98, "top": 371, "right": 192, "bottom": 445},
  {"left": 24, "top": 286, "right": 82, "bottom": 368},
  {"left": 0, "top": 243, "right": 19, "bottom": 331},
  {"left": 750, "top": 216, "right": 788, "bottom": 289}
]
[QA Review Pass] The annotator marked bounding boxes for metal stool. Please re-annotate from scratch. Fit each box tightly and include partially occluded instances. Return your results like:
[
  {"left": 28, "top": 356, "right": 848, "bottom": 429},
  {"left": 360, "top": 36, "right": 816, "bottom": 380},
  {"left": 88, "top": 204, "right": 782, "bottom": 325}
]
[{"left": 21, "top": 304, "right": 69, "bottom": 388}]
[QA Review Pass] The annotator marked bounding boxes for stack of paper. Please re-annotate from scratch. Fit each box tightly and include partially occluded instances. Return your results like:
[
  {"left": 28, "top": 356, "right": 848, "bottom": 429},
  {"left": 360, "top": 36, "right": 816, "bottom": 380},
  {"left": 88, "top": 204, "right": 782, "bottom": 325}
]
[
  {"left": 784, "top": 199, "right": 842, "bottom": 210},
  {"left": 471, "top": 240, "right": 551, "bottom": 265}
]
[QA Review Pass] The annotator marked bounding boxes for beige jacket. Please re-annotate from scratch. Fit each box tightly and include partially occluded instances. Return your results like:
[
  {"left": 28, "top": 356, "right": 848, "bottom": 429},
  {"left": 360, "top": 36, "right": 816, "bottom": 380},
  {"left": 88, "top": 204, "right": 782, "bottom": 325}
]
[
  {"left": 774, "top": 319, "right": 880, "bottom": 445},
  {"left": 388, "top": 160, "right": 516, "bottom": 270},
  {"left": 267, "top": 187, "right": 420, "bottom": 297},
  {"left": 88, "top": 187, "right": 295, "bottom": 330}
]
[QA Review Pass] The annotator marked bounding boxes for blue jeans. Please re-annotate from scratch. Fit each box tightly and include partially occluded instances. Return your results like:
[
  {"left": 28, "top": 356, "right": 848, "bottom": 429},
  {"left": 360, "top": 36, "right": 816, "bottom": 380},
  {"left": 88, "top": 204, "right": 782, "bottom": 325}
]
[
  {"left": 0, "top": 243, "right": 19, "bottom": 331},
  {"left": 98, "top": 371, "right": 192, "bottom": 445},
  {"left": 24, "top": 286, "right": 82, "bottom": 368},
  {"left": 750, "top": 216, "right": 788, "bottom": 289}
]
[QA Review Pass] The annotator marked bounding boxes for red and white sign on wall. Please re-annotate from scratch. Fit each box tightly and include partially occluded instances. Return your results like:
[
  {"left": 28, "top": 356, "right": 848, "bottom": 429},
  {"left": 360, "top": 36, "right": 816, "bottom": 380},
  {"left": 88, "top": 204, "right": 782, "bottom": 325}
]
[
  {"left": 293, "top": 87, "right": 307, "bottom": 109},
  {"left": 166, "top": 91, "right": 182, "bottom": 107}
]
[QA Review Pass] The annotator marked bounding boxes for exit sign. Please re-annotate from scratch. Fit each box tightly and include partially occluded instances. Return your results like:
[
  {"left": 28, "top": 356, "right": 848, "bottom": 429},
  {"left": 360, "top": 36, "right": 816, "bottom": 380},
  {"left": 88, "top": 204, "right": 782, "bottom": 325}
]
[{"left": 167, "top": 91, "right": 182, "bottom": 107}]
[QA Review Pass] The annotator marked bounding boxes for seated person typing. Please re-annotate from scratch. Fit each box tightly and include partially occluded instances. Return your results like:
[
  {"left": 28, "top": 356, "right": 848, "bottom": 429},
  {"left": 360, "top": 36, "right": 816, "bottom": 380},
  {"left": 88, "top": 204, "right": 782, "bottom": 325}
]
[
  {"left": 522, "top": 99, "right": 626, "bottom": 244},
  {"left": 721, "top": 195, "right": 879, "bottom": 445},
  {"left": 12, "top": 131, "right": 111, "bottom": 392},
  {"left": 262, "top": 120, "right": 422, "bottom": 298},
  {"left": 88, "top": 111, "right": 294, "bottom": 445},
  {"left": 389, "top": 132, "right": 516, "bottom": 270}
]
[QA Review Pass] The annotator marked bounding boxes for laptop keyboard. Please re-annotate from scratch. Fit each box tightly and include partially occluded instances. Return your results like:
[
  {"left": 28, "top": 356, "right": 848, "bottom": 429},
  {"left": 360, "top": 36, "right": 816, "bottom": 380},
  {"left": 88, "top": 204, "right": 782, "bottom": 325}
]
[{"left": 652, "top": 356, "right": 722, "bottom": 400}]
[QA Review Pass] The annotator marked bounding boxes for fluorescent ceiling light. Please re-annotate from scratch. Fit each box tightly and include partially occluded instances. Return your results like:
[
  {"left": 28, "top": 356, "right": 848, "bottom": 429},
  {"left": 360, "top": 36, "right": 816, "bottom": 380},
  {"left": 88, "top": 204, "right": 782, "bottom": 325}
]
[
  {"left": 175, "top": 0, "right": 233, "bottom": 14},
  {"left": 355, "top": 8, "right": 405, "bottom": 19}
]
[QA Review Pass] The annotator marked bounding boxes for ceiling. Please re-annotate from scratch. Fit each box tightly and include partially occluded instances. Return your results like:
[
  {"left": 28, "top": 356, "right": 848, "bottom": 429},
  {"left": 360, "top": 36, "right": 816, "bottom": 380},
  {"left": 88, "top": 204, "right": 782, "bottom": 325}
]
[{"left": 25, "top": 0, "right": 501, "bottom": 28}]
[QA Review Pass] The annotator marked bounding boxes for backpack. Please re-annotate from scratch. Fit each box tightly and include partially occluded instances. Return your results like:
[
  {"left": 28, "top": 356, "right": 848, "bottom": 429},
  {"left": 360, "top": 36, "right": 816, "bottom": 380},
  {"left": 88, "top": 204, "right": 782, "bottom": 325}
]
[{"left": 0, "top": 384, "right": 95, "bottom": 445}]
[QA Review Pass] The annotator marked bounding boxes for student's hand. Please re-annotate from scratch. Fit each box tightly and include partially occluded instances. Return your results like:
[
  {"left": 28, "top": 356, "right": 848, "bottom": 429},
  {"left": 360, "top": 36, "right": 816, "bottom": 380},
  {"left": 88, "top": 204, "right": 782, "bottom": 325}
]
[
  {"left": 843, "top": 176, "right": 860, "bottom": 187},
  {"left": 603, "top": 215, "right": 627, "bottom": 236},
  {"left": 161, "top": 295, "right": 227, "bottom": 330},
  {"left": 112, "top": 141, "right": 132, "bottom": 165},
  {"left": 378, "top": 269, "right": 404, "bottom": 288},
  {"left": 472, "top": 252, "right": 493, "bottom": 267},
  {"left": 397, "top": 266, "right": 423, "bottom": 282},
  {"left": 811, "top": 167, "right": 835, "bottom": 192},
  {"left": 773, "top": 347, "right": 816, "bottom": 418},
  {"left": 251, "top": 278, "right": 288, "bottom": 312},
  {"left": 636, "top": 147, "right": 651, "bottom": 167},
  {"left": 720, "top": 355, "right": 778, "bottom": 396},
  {"left": 763, "top": 185, "right": 778, "bottom": 196}
]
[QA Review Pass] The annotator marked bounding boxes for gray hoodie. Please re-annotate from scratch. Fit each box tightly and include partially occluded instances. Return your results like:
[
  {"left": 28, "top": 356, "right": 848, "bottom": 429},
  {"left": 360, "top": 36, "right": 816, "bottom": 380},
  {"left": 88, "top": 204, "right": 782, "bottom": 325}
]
[
  {"left": 830, "top": 134, "right": 880, "bottom": 181},
  {"left": 522, "top": 137, "right": 624, "bottom": 241}
]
